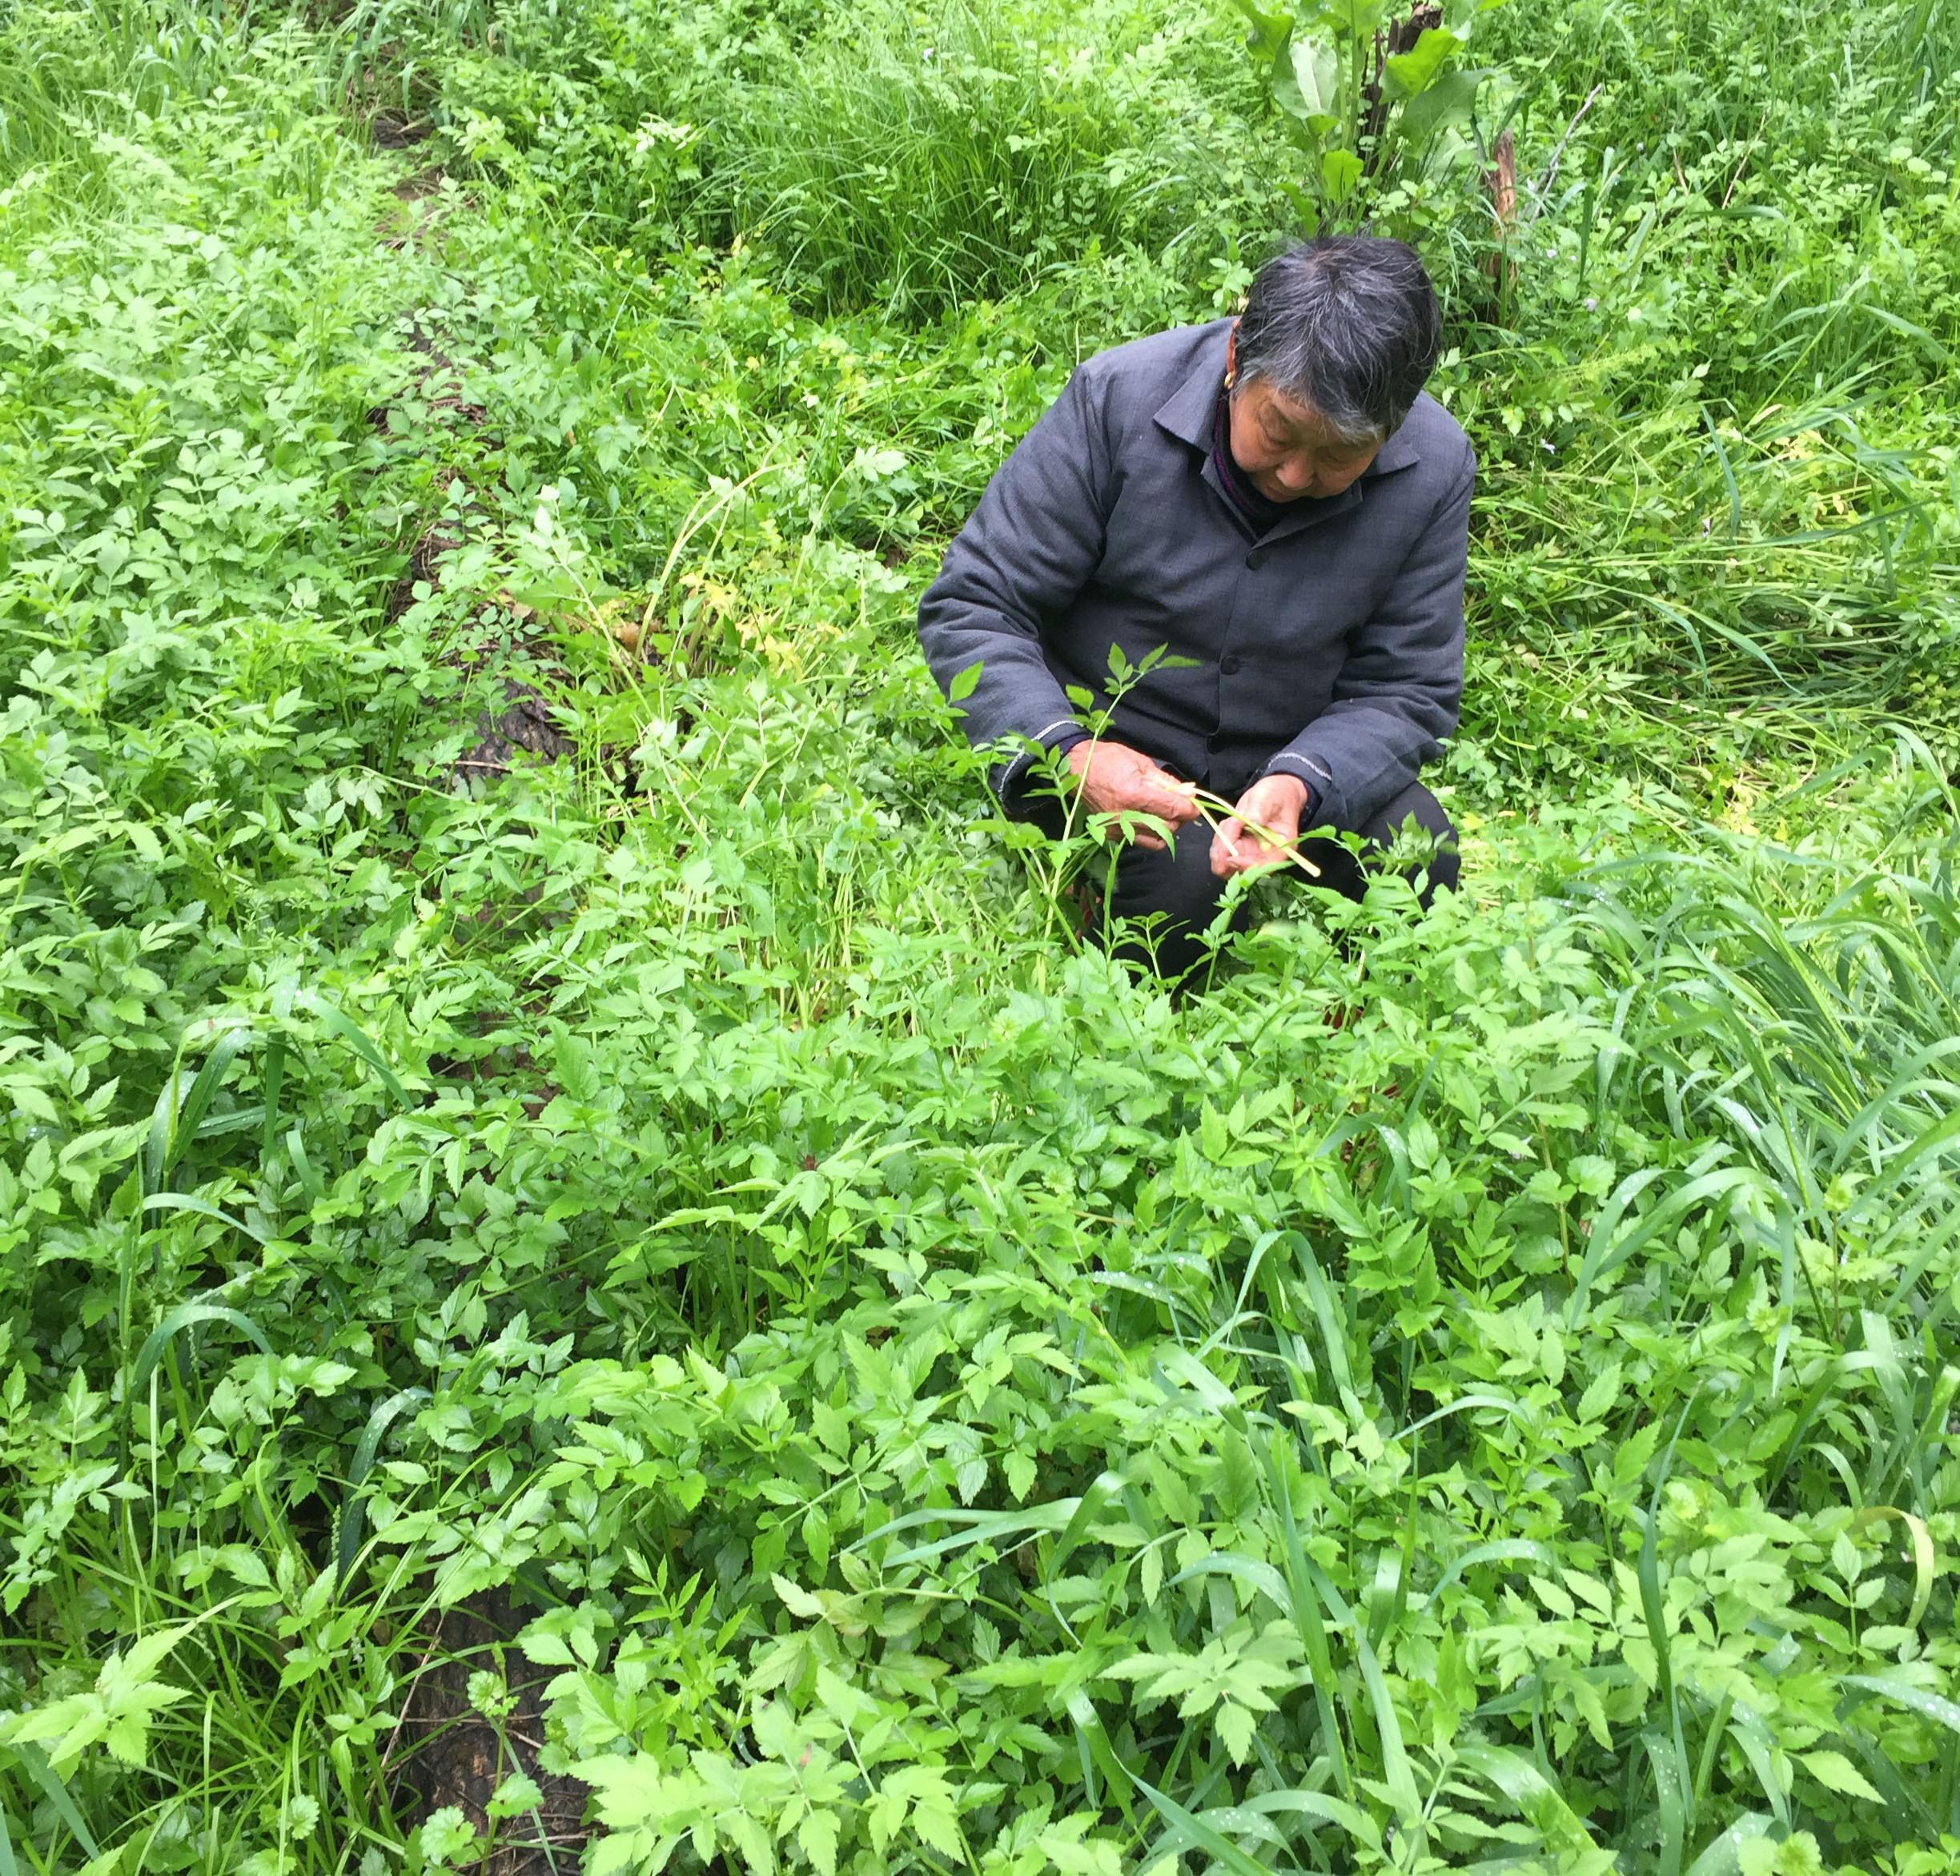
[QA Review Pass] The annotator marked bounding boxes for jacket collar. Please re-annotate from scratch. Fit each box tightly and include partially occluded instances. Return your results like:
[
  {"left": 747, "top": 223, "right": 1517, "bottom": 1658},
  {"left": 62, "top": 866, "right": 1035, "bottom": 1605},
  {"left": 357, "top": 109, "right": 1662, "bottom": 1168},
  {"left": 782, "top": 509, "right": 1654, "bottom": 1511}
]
[
  {"left": 1151, "top": 319, "right": 1424, "bottom": 482},
  {"left": 1151, "top": 323, "right": 1231, "bottom": 452}
]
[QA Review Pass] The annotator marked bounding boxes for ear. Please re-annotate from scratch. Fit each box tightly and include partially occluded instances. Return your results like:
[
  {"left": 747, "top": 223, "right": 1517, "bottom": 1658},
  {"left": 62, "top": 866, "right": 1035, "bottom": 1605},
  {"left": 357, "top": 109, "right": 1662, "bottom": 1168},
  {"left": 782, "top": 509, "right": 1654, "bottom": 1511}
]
[{"left": 1224, "top": 322, "right": 1238, "bottom": 384}]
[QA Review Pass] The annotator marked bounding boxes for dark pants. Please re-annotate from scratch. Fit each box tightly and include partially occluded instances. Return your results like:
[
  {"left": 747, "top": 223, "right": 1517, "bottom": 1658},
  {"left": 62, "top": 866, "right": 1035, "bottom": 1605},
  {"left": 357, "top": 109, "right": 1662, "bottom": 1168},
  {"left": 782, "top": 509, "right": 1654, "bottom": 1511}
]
[{"left": 1087, "top": 779, "right": 1458, "bottom": 979}]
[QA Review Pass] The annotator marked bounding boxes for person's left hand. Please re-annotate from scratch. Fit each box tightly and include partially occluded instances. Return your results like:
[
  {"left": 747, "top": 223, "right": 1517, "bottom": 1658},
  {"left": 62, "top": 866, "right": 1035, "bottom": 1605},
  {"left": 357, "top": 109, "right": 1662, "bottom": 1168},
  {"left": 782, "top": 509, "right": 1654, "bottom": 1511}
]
[{"left": 1211, "top": 773, "right": 1311, "bottom": 879}]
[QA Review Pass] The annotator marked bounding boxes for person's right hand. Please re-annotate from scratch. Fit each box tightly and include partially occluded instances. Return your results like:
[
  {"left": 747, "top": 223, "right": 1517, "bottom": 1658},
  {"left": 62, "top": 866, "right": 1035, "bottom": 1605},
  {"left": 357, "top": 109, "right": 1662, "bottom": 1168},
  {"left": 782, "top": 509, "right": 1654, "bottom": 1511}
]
[{"left": 1066, "top": 740, "right": 1201, "bottom": 851}]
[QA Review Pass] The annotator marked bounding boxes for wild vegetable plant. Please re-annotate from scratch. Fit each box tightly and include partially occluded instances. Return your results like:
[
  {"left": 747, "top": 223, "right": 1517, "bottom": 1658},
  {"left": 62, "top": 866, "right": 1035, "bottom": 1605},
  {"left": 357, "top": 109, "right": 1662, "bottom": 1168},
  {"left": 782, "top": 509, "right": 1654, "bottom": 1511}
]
[
  {"left": 1224, "top": 0, "right": 1510, "bottom": 229},
  {"left": 0, "top": 0, "right": 1958, "bottom": 1870}
]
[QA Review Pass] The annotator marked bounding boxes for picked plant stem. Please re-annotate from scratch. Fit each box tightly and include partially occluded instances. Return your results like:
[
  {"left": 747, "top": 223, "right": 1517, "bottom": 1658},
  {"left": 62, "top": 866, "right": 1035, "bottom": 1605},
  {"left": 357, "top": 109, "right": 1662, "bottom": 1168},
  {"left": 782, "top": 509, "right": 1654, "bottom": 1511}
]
[
  {"left": 1084, "top": 776, "right": 1321, "bottom": 878},
  {"left": 1186, "top": 786, "right": 1322, "bottom": 878},
  {"left": 1074, "top": 782, "right": 1323, "bottom": 874}
]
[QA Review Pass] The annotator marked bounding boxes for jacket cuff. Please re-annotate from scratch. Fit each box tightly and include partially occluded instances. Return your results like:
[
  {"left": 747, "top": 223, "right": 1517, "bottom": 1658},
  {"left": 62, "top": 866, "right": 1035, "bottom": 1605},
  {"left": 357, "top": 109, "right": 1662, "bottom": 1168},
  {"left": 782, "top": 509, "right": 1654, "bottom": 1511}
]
[
  {"left": 1255, "top": 749, "right": 1331, "bottom": 822},
  {"left": 991, "top": 719, "right": 1090, "bottom": 811}
]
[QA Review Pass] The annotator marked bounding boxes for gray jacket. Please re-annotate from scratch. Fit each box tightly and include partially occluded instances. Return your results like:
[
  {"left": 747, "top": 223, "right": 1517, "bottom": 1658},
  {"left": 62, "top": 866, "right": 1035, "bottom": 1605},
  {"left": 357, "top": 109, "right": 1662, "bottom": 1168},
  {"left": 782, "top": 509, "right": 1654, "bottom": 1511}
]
[{"left": 916, "top": 319, "right": 1474, "bottom": 827}]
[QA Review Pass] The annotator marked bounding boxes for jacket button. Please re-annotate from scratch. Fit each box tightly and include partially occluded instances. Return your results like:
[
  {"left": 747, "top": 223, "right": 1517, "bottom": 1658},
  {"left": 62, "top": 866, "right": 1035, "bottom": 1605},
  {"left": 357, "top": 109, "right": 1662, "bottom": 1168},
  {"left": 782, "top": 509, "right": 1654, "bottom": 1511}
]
[
  {"left": 1246, "top": 551, "right": 1265, "bottom": 569},
  {"left": 1219, "top": 654, "right": 1242, "bottom": 676}
]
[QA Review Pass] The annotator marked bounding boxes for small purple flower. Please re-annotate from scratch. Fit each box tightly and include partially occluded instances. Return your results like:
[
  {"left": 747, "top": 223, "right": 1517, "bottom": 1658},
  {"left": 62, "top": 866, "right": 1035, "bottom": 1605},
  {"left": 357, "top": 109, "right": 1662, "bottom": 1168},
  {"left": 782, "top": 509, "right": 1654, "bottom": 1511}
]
[{"left": 1584, "top": 296, "right": 1597, "bottom": 311}]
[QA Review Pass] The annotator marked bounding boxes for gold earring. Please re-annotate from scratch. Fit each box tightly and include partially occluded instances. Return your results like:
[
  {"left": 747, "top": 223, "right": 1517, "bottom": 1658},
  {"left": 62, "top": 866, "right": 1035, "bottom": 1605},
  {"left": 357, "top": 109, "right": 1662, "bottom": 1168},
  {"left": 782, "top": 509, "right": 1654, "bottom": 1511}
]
[{"left": 1223, "top": 369, "right": 1236, "bottom": 389}]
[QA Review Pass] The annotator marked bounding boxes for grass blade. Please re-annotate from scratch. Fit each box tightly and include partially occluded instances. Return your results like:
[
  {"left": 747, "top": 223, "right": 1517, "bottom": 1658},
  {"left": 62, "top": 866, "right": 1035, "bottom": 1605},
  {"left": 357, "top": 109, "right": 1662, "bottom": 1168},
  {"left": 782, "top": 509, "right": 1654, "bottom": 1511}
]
[
  {"left": 337, "top": 1385, "right": 431, "bottom": 1593},
  {"left": 1062, "top": 1689, "right": 1135, "bottom": 1822},
  {"left": 1283, "top": 1232, "right": 1357, "bottom": 1404},
  {"left": 1421, "top": 1539, "right": 1560, "bottom": 1613},
  {"left": 1635, "top": 1725, "right": 1688, "bottom": 1876},
  {"left": 259, "top": 1031, "right": 286, "bottom": 1161},
  {"left": 10, "top": 1744, "right": 98, "bottom": 1859},
  {"left": 1850, "top": 1506, "right": 1935, "bottom": 1628},
  {"left": 130, "top": 1304, "right": 273, "bottom": 1392},
  {"left": 1135, "top": 1771, "right": 1381, "bottom": 1870},
  {"left": 1640, "top": 1397, "right": 1701, "bottom": 1873},
  {"left": 165, "top": 1025, "right": 249, "bottom": 1179},
  {"left": 1259, "top": 1437, "right": 1352, "bottom": 1800},
  {"left": 139, "top": 1192, "right": 269, "bottom": 1247},
  {"left": 1839, "top": 1673, "right": 1960, "bottom": 1738},
  {"left": 1722, "top": 1697, "right": 1792, "bottom": 1831},
  {"left": 1347, "top": 1608, "right": 1422, "bottom": 1838},
  {"left": 1685, "top": 1812, "right": 1774, "bottom": 1876},
  {"left": 303, "top": 994, "right": 410, "bottom": 1108}
]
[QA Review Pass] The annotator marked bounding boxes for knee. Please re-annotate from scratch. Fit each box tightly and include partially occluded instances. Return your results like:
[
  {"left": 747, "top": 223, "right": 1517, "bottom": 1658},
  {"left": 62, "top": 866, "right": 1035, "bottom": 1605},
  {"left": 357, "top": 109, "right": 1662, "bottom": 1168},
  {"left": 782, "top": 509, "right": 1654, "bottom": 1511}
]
[{"left": 1360, "top": 783, "right": 1458, "bottom": 906}]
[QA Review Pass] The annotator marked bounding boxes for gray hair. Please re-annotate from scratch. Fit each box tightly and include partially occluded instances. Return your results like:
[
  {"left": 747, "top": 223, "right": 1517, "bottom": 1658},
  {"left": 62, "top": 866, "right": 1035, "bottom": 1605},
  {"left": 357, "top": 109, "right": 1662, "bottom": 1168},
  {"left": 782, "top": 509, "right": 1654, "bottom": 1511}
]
[{"left": 1233, "top": 237, "right": 1442, "bottom": 445}]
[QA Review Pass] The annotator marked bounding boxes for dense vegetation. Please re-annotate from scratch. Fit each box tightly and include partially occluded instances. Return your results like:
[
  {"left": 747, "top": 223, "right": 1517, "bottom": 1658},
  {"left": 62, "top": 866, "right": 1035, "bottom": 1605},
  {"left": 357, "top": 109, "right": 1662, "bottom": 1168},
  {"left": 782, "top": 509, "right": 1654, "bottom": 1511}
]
[{"left": 1, "top": 0, "right": 1957, "bottom": 1869}]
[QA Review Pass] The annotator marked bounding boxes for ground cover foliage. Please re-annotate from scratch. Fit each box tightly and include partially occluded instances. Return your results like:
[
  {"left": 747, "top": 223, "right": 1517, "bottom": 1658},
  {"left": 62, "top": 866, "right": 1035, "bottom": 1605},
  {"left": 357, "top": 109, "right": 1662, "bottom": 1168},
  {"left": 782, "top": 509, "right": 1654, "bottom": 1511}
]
[{"left": 0, "top": 0, "right": 1958, "bottom": 1870}]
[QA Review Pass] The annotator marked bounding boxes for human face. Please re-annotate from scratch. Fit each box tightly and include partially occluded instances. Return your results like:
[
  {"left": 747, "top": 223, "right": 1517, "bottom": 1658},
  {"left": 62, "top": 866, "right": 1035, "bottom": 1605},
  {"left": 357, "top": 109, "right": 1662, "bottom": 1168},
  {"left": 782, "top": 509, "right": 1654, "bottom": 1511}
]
[{"left": 1223, "top": 325, "right": 1380, "bottom": 502}]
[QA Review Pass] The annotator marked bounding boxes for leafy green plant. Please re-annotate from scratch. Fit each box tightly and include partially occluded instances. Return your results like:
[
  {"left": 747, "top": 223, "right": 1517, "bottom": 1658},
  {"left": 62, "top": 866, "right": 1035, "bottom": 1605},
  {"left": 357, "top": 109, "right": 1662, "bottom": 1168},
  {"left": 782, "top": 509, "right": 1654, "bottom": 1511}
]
[
  {"left": 1, "top": 0, "right": 1958, "bottom": 1870},
  {"left": 1225, "top": 0, "right": 1508, "bottom": 227}
]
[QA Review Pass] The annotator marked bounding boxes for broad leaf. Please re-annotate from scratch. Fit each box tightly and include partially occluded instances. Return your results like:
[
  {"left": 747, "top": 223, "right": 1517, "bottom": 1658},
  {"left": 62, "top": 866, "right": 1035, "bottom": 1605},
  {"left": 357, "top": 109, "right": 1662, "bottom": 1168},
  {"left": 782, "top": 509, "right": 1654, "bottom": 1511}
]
[
  {"left": 1398, "top": 65, "right": 1492, "bottom": 147},
  {"left": 1383, "top": 26, "right": 1460, "bottom": 99},
  {"left": 1274, "top": 36, "right": 1341, "bottom": 136}
]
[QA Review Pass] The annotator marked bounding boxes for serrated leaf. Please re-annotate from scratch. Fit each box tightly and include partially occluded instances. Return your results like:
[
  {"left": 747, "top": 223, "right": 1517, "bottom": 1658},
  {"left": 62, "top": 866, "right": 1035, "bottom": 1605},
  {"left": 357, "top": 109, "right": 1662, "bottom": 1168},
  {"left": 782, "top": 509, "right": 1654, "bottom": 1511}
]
[
  {"left": 1800, "top": 1749, "right": 1882, "bottom": 1803},
  {"left": 1576, "top": 1361, "right": 1623, "bottom": 1425},
  {"left": 1215, "top": 1699, "right": 1256, "bottom": 1765},
  {"left": 772, "top": 1573, "right": 824, "bottom": 1619},
  {"left": 799, "top": 1810, "right": 839, "bottom": 1876}
]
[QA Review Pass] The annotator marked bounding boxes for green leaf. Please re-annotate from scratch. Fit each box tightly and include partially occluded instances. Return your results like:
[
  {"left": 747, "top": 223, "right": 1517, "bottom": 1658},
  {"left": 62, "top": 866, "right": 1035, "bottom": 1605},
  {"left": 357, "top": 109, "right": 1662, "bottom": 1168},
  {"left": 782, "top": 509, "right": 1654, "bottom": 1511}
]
[
  {"left": 799, "top": 1811, "right": 839, "bottom": 1876},
  {"left": 1227, "top": 0, "right": 1292, "bottom": 66},
  {"left": 1382, "top": 26, "right": 1460, "bottom": 99},
  {"left": 1274, "top": 37, "right": 1340, "bottom": 133},
  {"left": 1800, "top": 1749, "right": 1883, "bottom": 1803},
  {"left": 0, "top": 1623, "right": 196, "bottom": 1773},
  {"left": 1320, "top": 148, "right": 1364, "bottom": 201},
  {"left": 1199, "top": 1100, "right": 1231, "bottom": 1161},
  {"left": 1319, "top": 0, "right": 1386, "bottom": 40},
  {"left": 1398, "top": 65, "right": 1492, "bottom": 147},
  {"left": 1215, "top": 1700, "right": 1256, "bottom": 1766},
  {"left": 488, "top": 1773, "right": 544, "bottom": 1821}
]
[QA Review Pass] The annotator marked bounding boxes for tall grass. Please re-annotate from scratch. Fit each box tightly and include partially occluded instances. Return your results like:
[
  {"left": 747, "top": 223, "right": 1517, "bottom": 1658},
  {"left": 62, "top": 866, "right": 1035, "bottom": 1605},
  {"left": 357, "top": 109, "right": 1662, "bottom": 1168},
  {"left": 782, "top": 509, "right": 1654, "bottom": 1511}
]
[
  {"left": 404, "top": 0, "right": 1265, "bottom": 316},
  {"left": 687, "top": 0, "right": 1242, "bottom": 315},
  {"left": 0, "top": 0, "right": 239, "bottom": 192}
]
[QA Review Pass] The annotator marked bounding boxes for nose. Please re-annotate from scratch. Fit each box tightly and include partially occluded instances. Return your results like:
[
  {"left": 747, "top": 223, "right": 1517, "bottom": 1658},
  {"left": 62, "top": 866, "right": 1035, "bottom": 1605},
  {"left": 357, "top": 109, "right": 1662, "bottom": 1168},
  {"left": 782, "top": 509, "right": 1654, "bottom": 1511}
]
[{"left": 1274, "top": 455, "right": 1315, "bottom": 492}]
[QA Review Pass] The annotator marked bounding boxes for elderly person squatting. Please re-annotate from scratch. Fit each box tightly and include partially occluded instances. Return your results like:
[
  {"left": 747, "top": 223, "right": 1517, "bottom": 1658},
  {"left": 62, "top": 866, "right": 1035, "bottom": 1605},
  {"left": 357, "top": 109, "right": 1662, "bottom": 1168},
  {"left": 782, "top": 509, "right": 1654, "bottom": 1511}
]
[{"left": 917, "top": 235, "right": 1473, "bottom": 978}]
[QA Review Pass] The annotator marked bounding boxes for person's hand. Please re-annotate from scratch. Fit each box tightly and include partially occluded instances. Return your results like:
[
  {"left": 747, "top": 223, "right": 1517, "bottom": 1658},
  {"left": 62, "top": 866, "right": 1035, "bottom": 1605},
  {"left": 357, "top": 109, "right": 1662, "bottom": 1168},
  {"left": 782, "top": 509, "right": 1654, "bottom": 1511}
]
[
  {"left": 1211, "top": 773, "right": 1311, "bottom": 878},
  {"left": 1066, "top": 740, "right": 1201, "bottom": 850}
]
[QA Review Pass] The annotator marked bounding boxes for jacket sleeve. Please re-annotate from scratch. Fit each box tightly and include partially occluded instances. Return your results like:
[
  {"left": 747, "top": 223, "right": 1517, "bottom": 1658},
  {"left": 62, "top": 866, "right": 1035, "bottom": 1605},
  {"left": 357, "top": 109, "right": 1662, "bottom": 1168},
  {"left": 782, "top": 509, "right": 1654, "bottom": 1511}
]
[
  {"left": 916, "top": 364, "right": 1115, "bottom": 803},
  {"left": 1256, "top": 451, "right": 1473, "bottom": 830}
]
